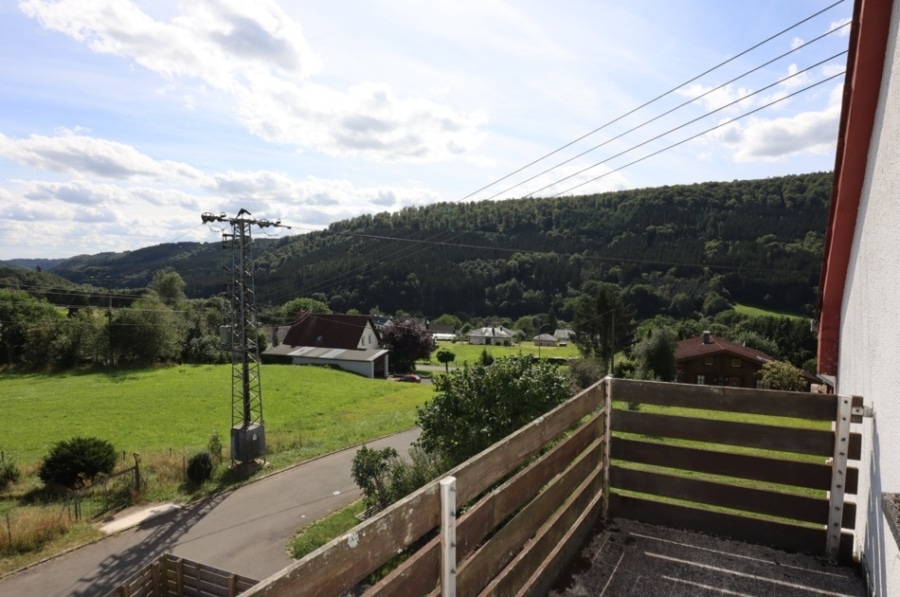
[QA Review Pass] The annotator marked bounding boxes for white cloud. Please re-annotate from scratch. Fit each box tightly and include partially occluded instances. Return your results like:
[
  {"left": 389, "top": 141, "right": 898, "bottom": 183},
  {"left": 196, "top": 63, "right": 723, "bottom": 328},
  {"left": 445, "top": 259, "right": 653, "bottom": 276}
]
[
  {"left": 19, "top": 0, "right": 486, "bottom": 162},
  {"left": 829, "top": 17, "right": 852, "bottom": 36},
  {"left": 713, "top": 89, "right": 841, "bottom": 162},
  {"left": 0, "top": 131, "right": 204, "bottom": 182}
]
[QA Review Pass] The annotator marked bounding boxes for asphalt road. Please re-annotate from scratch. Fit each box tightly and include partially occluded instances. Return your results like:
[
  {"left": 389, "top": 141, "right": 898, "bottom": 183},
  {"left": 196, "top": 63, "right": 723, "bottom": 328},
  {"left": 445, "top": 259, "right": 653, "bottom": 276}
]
[{"left": 0, "top": 428, "right": 420, "bottom": 597}]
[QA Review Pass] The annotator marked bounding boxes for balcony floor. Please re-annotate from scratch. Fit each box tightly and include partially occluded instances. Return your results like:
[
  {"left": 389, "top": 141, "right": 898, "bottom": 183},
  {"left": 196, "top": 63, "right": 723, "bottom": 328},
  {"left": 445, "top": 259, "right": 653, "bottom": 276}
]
[{"left": 551, "top": 518, "right": 866, "bottom": 596}]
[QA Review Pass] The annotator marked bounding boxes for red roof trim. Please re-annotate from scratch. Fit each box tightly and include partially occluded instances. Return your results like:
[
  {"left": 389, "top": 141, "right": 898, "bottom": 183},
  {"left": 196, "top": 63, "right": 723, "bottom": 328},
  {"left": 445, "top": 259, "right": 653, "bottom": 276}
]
[{"left": 817, "top": 0, "right": 894, "bottom": 375}]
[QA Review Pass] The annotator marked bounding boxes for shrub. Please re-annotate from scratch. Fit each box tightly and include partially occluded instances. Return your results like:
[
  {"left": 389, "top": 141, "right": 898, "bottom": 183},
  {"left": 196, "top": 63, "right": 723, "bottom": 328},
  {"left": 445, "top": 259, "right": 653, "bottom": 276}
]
[
  {"left": 38, "top": 437, "right": 117, "bottom": 490},
  {"left": 207, "top": 429, "right": 223, "bottom": 465},
  {"left": 186, "top": 452, "right": 214, "bottom": 485},
  {"left": 0, "top": 454, "right": 22, "bottom": 491}
]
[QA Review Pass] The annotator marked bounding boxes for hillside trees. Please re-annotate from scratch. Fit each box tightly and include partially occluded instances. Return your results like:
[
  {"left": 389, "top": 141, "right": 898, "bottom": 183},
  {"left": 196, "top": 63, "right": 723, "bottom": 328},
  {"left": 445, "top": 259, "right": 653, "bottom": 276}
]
[
  {"left": 572, "top": 281, "right": 635, "bottom": 371},
  {"left": 110, "top": 293, "right": 181, "bottom": 365}
]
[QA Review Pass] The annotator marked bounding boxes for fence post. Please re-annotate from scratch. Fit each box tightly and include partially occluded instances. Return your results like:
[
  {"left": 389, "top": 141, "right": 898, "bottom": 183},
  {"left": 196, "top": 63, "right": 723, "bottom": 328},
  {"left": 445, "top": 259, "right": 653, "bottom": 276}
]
[
  {"left": 826, "top": 394, "right": 853, "bottom": 562},
  {"left": 440, "top": 476, "right": 457, "bottom": 597},
  {"left": 133, "top": 453, "right": 141, "bottom": 491},
  {"left": 602, "top": 375, "right": 613, "bottom": 521}
]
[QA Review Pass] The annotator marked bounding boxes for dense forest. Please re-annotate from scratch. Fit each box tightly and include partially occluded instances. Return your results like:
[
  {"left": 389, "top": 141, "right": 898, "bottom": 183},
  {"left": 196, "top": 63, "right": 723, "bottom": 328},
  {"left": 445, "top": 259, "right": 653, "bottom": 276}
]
[{"left": 4, "top": 171, "right": 831, "bottom": 325}]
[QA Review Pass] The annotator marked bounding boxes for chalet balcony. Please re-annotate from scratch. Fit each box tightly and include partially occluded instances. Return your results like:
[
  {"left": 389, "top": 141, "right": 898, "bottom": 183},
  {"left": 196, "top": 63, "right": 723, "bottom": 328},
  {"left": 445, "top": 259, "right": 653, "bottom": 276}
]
[{"left": 109, "top": 378, "right": 868, "bottom": 596}]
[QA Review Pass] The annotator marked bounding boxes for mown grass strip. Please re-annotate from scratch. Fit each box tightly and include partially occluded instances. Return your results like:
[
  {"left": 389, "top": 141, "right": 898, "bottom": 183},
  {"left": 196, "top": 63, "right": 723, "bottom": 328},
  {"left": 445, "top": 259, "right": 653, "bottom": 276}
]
[{"left": 291, "top": 500, "right": 367, "bottom": 559}]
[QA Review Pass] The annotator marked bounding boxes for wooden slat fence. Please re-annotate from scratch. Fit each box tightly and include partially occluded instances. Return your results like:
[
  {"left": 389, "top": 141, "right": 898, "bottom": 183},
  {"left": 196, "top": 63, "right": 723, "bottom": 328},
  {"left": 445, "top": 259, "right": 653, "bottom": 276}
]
[
  {"left": 606, "top": 378, "right": 862, "bottom": 563},
  {"left": 100, "top": 378, "right": 866, "bottom": 595},
  {"left": 243, "top": 382, "right": 609, "bottom": 596},
  {"left": 106, "top": 554, "right": 257, "bottom": 597}
]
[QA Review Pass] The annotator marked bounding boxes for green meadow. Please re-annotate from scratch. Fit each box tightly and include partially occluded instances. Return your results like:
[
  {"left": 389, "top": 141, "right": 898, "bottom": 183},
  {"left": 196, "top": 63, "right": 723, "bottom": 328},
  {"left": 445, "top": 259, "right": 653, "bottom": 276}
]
[
  {"left": 422, "top": 341, "right": 580, "bottom": 367},
  {"left": 1, "top": 364, "right": 433, "bottom": 468}
]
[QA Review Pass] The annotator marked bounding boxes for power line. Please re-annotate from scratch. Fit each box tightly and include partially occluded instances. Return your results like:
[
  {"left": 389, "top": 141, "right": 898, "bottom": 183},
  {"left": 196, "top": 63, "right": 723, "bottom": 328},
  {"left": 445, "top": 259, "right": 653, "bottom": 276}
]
[
  {"left": 524, "top": 54, "right": 846, "bottom": 198},
  {"left": 456, "top": 0, "right": 847, "bottom": 203},
  {"left": 549, "top": 70, "right": 845, "bottom": 198},
  {"left": 483, "top": 26, "right": 850, "bottom": 202}
]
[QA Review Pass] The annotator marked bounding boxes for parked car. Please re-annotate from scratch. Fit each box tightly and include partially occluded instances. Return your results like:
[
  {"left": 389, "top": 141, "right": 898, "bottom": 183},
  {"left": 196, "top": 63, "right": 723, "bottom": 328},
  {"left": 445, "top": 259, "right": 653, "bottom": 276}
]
[{"left": 400, "top": 374, "right": 422, "bottom": 383}]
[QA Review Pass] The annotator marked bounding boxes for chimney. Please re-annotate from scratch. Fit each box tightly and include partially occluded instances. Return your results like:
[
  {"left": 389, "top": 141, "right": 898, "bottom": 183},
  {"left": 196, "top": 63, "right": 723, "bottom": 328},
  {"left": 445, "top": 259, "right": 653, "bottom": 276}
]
[{"left": 702, "top": 331, "right": 711, "bottom": 344}]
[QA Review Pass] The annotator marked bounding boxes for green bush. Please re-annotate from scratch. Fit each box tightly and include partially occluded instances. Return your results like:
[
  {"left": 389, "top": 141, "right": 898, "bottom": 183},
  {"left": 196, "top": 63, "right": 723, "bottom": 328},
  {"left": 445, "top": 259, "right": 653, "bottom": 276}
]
[
  {"left": 38, "top": 437, "right": 117, "bottom": 489},
  {"left": 187, "top": 452, "right": 214, "bottom": 485},
  {"left": 0, "top": 454, "right": 22, "bottom": 491}
]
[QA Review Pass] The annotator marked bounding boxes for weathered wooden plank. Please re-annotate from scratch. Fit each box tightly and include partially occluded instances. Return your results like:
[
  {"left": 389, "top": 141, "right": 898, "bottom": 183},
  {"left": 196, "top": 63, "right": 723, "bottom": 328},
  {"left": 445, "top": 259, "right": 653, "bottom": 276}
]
[
  {"left": 242, "top": 481, "right": 441, "bottom": 596},
  {"left": 613, "top": 409, "right": 835, "bottom": 456},
  {"left": 367, "top": 538, "right": 440, "bottom": 597},
  {"left": 371, "top": 409, "right": 606, "bottom": 596},
  {"left": 610, "top": 494, "right": 854, "bottom": 563},
  {"left": 518, "top": 481, "right": 605, "bottom": 597},
  {"left": 612, "top": 436, "right": 859, "bottom": 493},
  {"left": 482, "top": 464, "right": 605, "bottom": 596},
  {"left": 452, "top": 383, "right": 603, "bottom": 507},
  {"left": 459, "top": 410, "right": 604, "bottom": 561},
  {"left": 610, "top": 378, "right": 837, "bottom": 420},
  {"left": 198, "top": 577, "right": 232, "bottom": 597},
  {"left": 457, "top": 439, "right": 604, "bottom": 595},
  {"left": 610, "top": 466, "right": 855, "bottom": 528}
]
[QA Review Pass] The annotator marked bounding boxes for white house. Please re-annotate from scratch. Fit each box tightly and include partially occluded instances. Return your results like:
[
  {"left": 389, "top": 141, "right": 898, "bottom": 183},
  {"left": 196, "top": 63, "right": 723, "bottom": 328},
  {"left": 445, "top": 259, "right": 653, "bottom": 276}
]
[
  {"left": 817, "top": 0, "right": 900, "bottom": 592},
  {"left": 468, "top": 326, "right": 516, "bottom": 346}
]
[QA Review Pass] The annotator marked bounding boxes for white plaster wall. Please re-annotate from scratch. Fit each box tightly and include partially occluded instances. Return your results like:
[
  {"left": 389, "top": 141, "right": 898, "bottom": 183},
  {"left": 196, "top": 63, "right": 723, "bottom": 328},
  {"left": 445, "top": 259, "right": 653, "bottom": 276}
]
[
  {"left": 837, "top": 1, "right": 900, "bottom": 591},
  {"left": 290, "top": 357, "right": 374, "bottom": 378}
]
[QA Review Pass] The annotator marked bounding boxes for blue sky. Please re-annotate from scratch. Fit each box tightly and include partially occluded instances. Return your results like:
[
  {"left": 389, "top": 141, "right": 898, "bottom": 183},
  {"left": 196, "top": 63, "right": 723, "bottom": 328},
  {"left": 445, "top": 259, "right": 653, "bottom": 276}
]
[{"left": 0, "top": 0, "right": 852, "bottom": 259}]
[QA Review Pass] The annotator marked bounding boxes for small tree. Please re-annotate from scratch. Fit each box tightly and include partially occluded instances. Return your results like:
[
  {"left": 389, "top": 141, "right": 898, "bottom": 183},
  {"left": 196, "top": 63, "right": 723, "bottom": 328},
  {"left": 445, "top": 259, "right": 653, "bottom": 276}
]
[
  {"left": 39, "top": 437, "right": 117, "bottom": 490},
  {"left": 436, "top": 348, "right": 456, "bottom": 373},
  {"left": 759, "top": 360, "right": 808, "bottom": 391},
  {"left": 381, "top": 319, "right": 435, "bottom": 373},
  {"left": 633, "top": 328, "right": 677, "bottom": 381},
  {"left": 480, "top": 348, "right": 494, "bottom": 366},
  {"left": 351, "top": 446, "right": 400, "bottom": 511},
  {"left": 416, "top": 355, "right": 570, "bottom": 466}
]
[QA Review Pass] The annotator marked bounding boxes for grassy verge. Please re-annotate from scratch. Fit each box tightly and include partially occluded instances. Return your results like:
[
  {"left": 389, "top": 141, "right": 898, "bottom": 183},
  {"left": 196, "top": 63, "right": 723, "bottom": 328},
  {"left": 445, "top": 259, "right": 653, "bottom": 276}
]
[{"left": 290, "top": 500, "right": 367, "bottom": 559}]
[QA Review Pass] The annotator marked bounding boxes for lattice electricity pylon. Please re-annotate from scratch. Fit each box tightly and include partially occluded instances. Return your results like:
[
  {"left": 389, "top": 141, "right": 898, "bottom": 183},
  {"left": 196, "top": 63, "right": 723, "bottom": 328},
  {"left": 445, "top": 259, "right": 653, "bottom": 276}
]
[{"left": 202, "top": 210, "right": 290, "bottom": 464}]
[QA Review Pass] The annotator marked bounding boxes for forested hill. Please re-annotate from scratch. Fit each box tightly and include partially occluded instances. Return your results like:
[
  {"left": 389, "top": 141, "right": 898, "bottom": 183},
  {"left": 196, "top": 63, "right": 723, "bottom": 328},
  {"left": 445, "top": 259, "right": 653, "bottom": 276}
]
[{"left": 10, "top": 172, "right": 831, "bottom": 321}]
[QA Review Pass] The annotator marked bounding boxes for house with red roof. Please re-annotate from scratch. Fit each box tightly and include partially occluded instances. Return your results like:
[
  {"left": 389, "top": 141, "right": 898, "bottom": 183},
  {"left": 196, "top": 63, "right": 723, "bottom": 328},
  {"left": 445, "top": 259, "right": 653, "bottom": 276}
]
[
  {"left": 675, "top": 331, "right": 774, "bottom": 388},
  {"left": 815, "top": 0, "right": 900, "bottom": 591},
  {"left": 263, "top": 313, "right": 389, "bottom": 379}
]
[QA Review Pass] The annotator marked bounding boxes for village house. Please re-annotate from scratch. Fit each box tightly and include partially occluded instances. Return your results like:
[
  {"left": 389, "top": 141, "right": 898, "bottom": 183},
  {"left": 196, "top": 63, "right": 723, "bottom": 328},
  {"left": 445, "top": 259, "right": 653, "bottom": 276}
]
[
  {"left": 262, "top": 313, "right": 389, "bottom": 379},
  {"left": 468, "top": 326, "right": 516, "bottom": 345},
  {"left": 675, "top": 331, "right": 773, "bottom": 388}
]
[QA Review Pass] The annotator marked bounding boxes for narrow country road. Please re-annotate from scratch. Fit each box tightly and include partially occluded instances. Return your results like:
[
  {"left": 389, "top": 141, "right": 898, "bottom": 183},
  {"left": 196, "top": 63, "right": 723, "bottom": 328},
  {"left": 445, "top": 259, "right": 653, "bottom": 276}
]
[{"left": 0, "top": 428, "right": 420, "bottom": 597}]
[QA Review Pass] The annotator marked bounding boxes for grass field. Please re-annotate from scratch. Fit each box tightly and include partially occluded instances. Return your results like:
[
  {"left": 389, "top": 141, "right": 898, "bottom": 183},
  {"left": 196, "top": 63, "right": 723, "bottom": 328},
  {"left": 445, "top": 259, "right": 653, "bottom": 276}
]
[
  {"left": 0, "top": 364, "right": 434, "bottom": 572},
  {"left": 732, "top": 303, "right": 804, "bottom": 319},
  {"left": 1, "top": 364, "right": 433, "bottom": 469},
  {"left": 421, "top": 341, "right": 580, "bottom": 367}
]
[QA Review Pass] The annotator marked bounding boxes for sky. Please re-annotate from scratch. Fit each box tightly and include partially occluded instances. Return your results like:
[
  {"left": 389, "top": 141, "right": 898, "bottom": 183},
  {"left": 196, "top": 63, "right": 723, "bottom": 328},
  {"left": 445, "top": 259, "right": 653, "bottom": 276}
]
[{"left": 0, "top": 0, "right": 853, "bottom": 259}]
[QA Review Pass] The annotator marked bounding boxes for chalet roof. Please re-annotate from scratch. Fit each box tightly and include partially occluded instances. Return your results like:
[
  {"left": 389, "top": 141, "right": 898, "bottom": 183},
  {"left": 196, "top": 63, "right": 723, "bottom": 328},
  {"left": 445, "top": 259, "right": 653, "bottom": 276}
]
[
  {"left": 469, "top": 326, "right": 514, "bottom": 338},
  {"left": 675, "top": 334, "right": 772, "bottom": 364},
  {"left": 534, "top": 333, "right": 557, "bottom": 342},
  {"left": 282, "top": 313, "right": 378, "bottom": 350}
]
